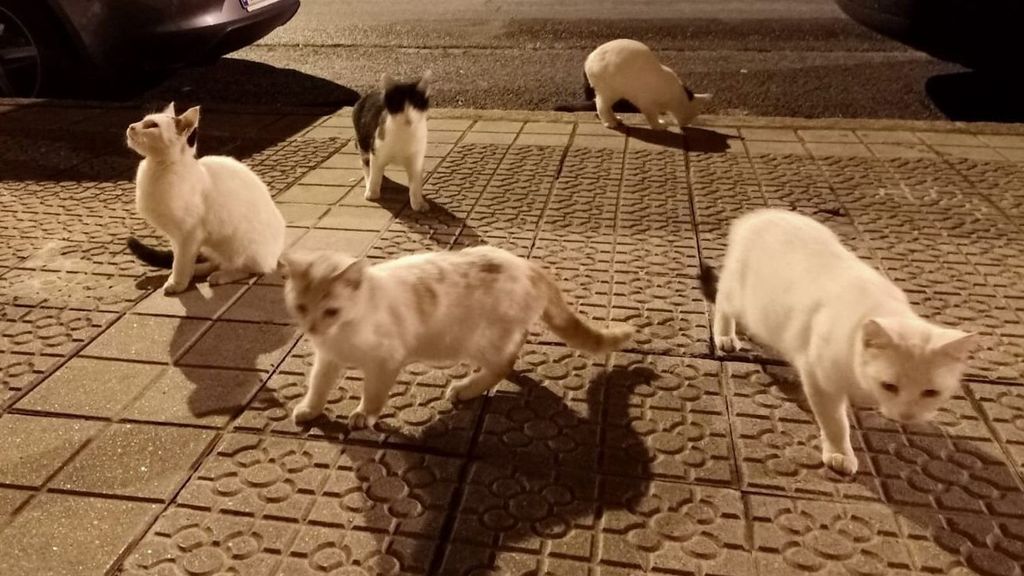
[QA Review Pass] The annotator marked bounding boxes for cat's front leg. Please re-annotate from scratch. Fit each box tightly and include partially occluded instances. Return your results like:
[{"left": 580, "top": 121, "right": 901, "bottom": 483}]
[
  {"left": 293, "top": 354, "right": 343, "bottom": 424},
  {"left": 364, "top": 154, "right": 384, "bottom": 201},
  {"left": 350, "top": 362, "right": 400, "bottom": 430},
  {"left": 801, "top": 367, "right": 858, "bottom": 475},
  {"left": 164, "top": 235, "right": 202, "bottom": 295},
  {"left": 595, "top": 95, "right": 622, "bottom": 128},
  {"left": 405, "top": 157, "right": 429, "bottom": 212}
]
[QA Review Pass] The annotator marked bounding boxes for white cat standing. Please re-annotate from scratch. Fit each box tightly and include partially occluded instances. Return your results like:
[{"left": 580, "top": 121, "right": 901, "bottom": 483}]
[
  {"left": 352, "top": 72, "right": 432, "bottom": 212},
  {"left": 126, "top": 103, "right": 286, "bottom": 294},
  {"left": 585, "top": 38, "right": 710, "bottom": 130},
  {"left": 702, "top": 209, "right": 978, "bottom": 475}
]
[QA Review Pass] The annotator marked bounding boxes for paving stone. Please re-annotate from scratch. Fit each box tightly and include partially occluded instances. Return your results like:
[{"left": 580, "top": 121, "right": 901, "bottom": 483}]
[
  {"left": 742, "top": 128, "right": 801, "bottom": 141},
  {"left": 749, "top": 495, "right": 915, "bottom": 575},
  {"left": 476, "top": 345, "right": 606, "bottom": 471},
  {"left": 0, "top": 268, "right": 150, "bottom": 312},
  {"left": 0, "top": 414, "right": 103, "bottom": 486},
  {"left": 123, "top": 366, "right": 266, "bottom": 427},
  {"left": 472, "top": 120, "right": 523, "bottom": 133},
  {"left": 16, "top": 358, "right": 163, "bottom": 418},
  {"left": 51, "top": 423, "right": 215, "bottom": 499},
  {"left": 0, "top": 493, "right": 158, "bottom": 576},
  {"left": 236, "top": 362, "right": 483, "bottom": 454},
  {"left": 178, "top": 321, "right": 297, "bottom": 372},
  {"left": 316, "top": 205, "right": 395, "bottom": 231},
  {"left": 82, "top": 315, "right": 208, "bottom": 363},
  {"left": 131, "top": 282, "right": 245, "bottom": 318},
  {"left": 611, "top": 299, "right": 711, "bottom": 357},
  {"left": 275, "top": 183, "right": 349, "bottom": 204},
  {"left": 966, "top": 383, "right": 1024, "bottom": 477},
  {"left": 514, "top": 133, "right": 569, "bottom": 147},
  {"left": 898, "top": 507, "right": 1024, "bottom": 575},
  {"left": 0, "top": 487, "right": 30, "bottom": 522},
  {"left": 277, "top": 202, "right": 328, "bottom": 227},
  {"left": 805, "top": 141, "right": 874, "bottom": 157},
  {"left": 798, "top": 129, "right": 861, "bottom": 143},
  {"left": 221, "top": 285, "right": 292, "bottom": 325},
  {"left": 16, "top": 240, "right": 151, "bottom": 277},
  {"left": 430, "top": 118, "right": 473, "bottom": 131},
  {"left": 442, "top": 463, "right": 751, "bottom": 575},
  {"left": 0, "top": 351, "right": 64, "bottom": 407},
  {"left": 604, "top": 354, "right": 736, "bottom": 486},
  {"left": 289, "top": 228, "right": 377, "bottom": 255}
]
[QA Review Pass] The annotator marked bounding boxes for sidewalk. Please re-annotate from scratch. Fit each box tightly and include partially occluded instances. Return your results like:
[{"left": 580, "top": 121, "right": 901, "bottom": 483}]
[{"left": 1, "top": 100, "right": 1023, "bottom": 575}]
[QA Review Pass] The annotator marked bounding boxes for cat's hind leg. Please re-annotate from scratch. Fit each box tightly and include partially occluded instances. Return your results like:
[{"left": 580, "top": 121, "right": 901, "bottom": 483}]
[
  {"left": 595, "top": 93, "right": 622, "bottom": 128},
  {"left": 711, "top": 284, "right": 743, "bottom": 352},
  {"left": 364, "top": 153, "right": 385, "bottom": 201},
  {"left": 404, "top": 155, "right": 429, "bottom": 212},
  {"left": 642, "top": 107, "right": 667, "bottom": 131},
  {"left": 447, "top": 333, "right": 523, "bottom": 402}
]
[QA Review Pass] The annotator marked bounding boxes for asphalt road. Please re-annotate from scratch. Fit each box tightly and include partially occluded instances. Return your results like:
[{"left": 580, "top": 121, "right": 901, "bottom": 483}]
[{"left": 141, "top": 0, "right": 989, "bottom": 120}]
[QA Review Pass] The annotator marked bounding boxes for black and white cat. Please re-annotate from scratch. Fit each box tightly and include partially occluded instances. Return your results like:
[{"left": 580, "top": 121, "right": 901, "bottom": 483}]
[
  {"left": 352, "top": 72, "right": 432, "bottom": 212},
  {"left": 125, "top": 103, "right": 285, "bottom": 294},
  {"left": 556, "top": 39, "right": 710, "bottom": 130}
]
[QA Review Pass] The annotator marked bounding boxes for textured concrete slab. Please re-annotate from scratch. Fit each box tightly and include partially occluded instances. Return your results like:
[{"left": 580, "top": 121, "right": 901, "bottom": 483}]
[{"left": 3, "top": 103, "right": 1024, "bottom": 575}]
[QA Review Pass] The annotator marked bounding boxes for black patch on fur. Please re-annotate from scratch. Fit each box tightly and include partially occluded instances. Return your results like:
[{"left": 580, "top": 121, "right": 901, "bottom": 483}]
[
  {"left": 684, "top": 85, "right": 695, "bottom": 102},
  {"left": 352, "top": 77, "right": 429, "bottom": 155},
  {"left": 127, "top": 237, "right": 174, "bottom": 269},
  {"left": 352, "top": 91, "right": 386, "bottom": 154},
  {"left": 186, "top": 126, "right": 198, "bottom": 148},
  {"left": 699, "top": 262, "right": 719, "bottom": 303},
  {"left": 479, "top": 260, "right": 503, "bottom": 275},
  {"left": 583, "top": 69, "right": 595, "bottom": 101}
]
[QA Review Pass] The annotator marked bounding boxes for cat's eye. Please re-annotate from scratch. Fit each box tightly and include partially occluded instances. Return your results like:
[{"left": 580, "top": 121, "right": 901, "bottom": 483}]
[
  {"left": 295, "top": 304, "right": 307, "bottom": 315},
  {"left": 921, "top": 389, "right": 940, "bottom": 399},
  {"left": 142, "top": 120, "right": 158, "bottom": 129},
  {"left": 322, "top": 307, "right": 339, "bottom": 319},
  {"left": 881, "top": 382, "right": 899, "bottom": 394}
]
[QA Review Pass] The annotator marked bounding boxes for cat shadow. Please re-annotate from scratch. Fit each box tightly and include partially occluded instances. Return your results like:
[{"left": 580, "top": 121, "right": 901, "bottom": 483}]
[
  {"left": 379, "top": 361, "right": 657, "bottom": 573},
  {"left": 163, "top": 282, "right": 297, "bottom": 420},
  {"left": 380, "top": 177, "right": 481, "bottom": 252},
  {"left": 614, "top": 124, "right": 734, "bottom": 153}
]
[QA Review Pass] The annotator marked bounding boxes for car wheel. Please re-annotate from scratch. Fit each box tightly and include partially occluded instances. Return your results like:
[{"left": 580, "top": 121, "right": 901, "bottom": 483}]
[{"left": 0, "top": 1, "right": 73, "bottom": 97}]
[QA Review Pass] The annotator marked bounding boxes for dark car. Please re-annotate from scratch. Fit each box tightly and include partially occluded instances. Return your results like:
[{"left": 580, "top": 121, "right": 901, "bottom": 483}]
[
  {"left": 835, "top": 0, "right": 1022, "bottom": 71},
  {"left": 0, "top": 0, "right": 300, "bottom": 98}
]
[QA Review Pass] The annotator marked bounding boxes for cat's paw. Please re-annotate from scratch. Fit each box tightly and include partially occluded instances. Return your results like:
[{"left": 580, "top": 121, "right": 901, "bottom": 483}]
[
  {"left": 348, "top": 408, "right": 378, "bottom": 430},
  {"left": 364, "top": 188, "right": 381, "bottom": 201},
  {"left": 207, "top": 271, "right": 236, "bottom": 286},
  {"left": 822, "top": 449, "right": 859, "bottom": 475},
  {"left": 409, "top": 196, "right": 430, "bottom": 212},
  {"left": 446, "top": 383, "right": 482, "bottom": 403},
  {"left": 715, "top": 335, "right": 743, "bottom": 353},
  {"left": 602, "top": 117, "right": 623, "bottom": 129},
  {"left": 291, "top": 402, "right": 322, "bottom": 425},
  {"left": 649, "top": 119, "right": 668, "bottom": 131},
  {"left": 162, "top": 279, "right": 188, "bottom": 295}
]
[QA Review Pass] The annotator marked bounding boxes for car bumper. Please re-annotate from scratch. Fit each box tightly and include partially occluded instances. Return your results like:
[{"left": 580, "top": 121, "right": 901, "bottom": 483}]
[
  {"left": 834, "top": 0, "right": 1020, "bottom": 70},
  {"left": 58, "top": 0, "right": 300, "bottom": 73}
]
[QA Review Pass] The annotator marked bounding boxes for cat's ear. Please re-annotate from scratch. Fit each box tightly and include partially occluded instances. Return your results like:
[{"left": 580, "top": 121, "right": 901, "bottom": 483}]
[
  {"left": 174, "top": 106, "right": 201, "bottom": 135},
  {"left": 417, "top": 70, "right": 434, "bottom": 94},
  {"left": 380, "top": 73, "right": 398, "bottom": 91},
  {"left": 932, "top": 329, "right": 979, "bottom": 361},
  {"left": 862, "top": 318, "right": 898, "bottom": 350},
  {"left": 277, "top": 251, "right": 312, "bottom": 280},
  {"left": 331, "top": 258, "right": 369, "bottom": 290},
  {"left": 163, "top": 102, "right": 176, "bottom": 116}
]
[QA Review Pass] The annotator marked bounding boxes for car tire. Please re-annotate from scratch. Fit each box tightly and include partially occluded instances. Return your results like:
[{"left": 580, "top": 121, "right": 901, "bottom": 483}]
[{"left": 0, "top": 0, "right": 76, "bottom": 97}]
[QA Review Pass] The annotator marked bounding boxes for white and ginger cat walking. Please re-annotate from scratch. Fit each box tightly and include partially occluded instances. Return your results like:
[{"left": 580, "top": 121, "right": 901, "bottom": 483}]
[
  {"left": 352, "top": 71, "right": 432, "bottom": 212},
  {"left": 585, "top": 39, "right": 710, "bottom": 130},
  {"left": 701, "top": 209, "right": 978, "bottom": 475},
  {"left": 280, "top": 246, "right": 633, "bottom": 428},
  {"left": 126, "top": 103, "right": 285, "bottom": 294}
]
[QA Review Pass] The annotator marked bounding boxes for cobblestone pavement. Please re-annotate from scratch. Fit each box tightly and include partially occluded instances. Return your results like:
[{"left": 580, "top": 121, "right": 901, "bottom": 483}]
[{"left": 1, "top": 102, "right": 1024, "bottom": 575}]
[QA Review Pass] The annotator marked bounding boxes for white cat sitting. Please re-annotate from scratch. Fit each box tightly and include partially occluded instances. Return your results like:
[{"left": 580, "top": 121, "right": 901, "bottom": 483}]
[
  {"left": 280, "top": 246, "right": 633, "bottom": 429},
  {"left": 126, "top": 103, "right": 286, "bottom": 295},
  {"left": 701, "top": 209, "right": 978, "bottom": 475},
  {"left": 585, "top": 38, "right": 710, "bottom": 130}
]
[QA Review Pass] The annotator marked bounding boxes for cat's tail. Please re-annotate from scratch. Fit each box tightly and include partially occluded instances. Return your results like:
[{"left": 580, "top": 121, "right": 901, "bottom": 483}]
[
  {"left": 534, "top": 266, "right": 633, "bottom": 354},
  {"left": 127, "top": 237, "right": 173, "bottom": 269},
  {"left": 699, "top": 262, "right": 719, "bottom": 302}
]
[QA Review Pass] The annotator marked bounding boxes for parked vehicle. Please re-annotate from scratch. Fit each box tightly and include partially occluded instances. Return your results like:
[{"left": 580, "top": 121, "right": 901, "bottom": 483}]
[
  {"left": 0, "top": 0, "right": 300, "bottom": 98},
  {"left": 835, "top": 0, "right": 1021, "bottom": 71}
]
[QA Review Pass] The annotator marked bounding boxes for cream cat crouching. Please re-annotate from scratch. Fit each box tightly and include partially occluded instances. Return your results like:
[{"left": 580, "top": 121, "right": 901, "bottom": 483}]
[
  {"left": 702, "top": 209, "right": 978, "bottom": 475},
  {"left": 585, "top": 38, "right": 710, "bottom": 130},
  {"left": 126, "top": 103, "right": 286, "bottom": 294},
  {"left": 280, "top": 246, "right": 634, "bottom": 429}
]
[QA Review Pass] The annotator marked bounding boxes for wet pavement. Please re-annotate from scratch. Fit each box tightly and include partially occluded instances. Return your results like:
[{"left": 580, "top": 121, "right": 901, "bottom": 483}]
[{"left": 1, "top": 102, "right": 1023, "bottom": 574}]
